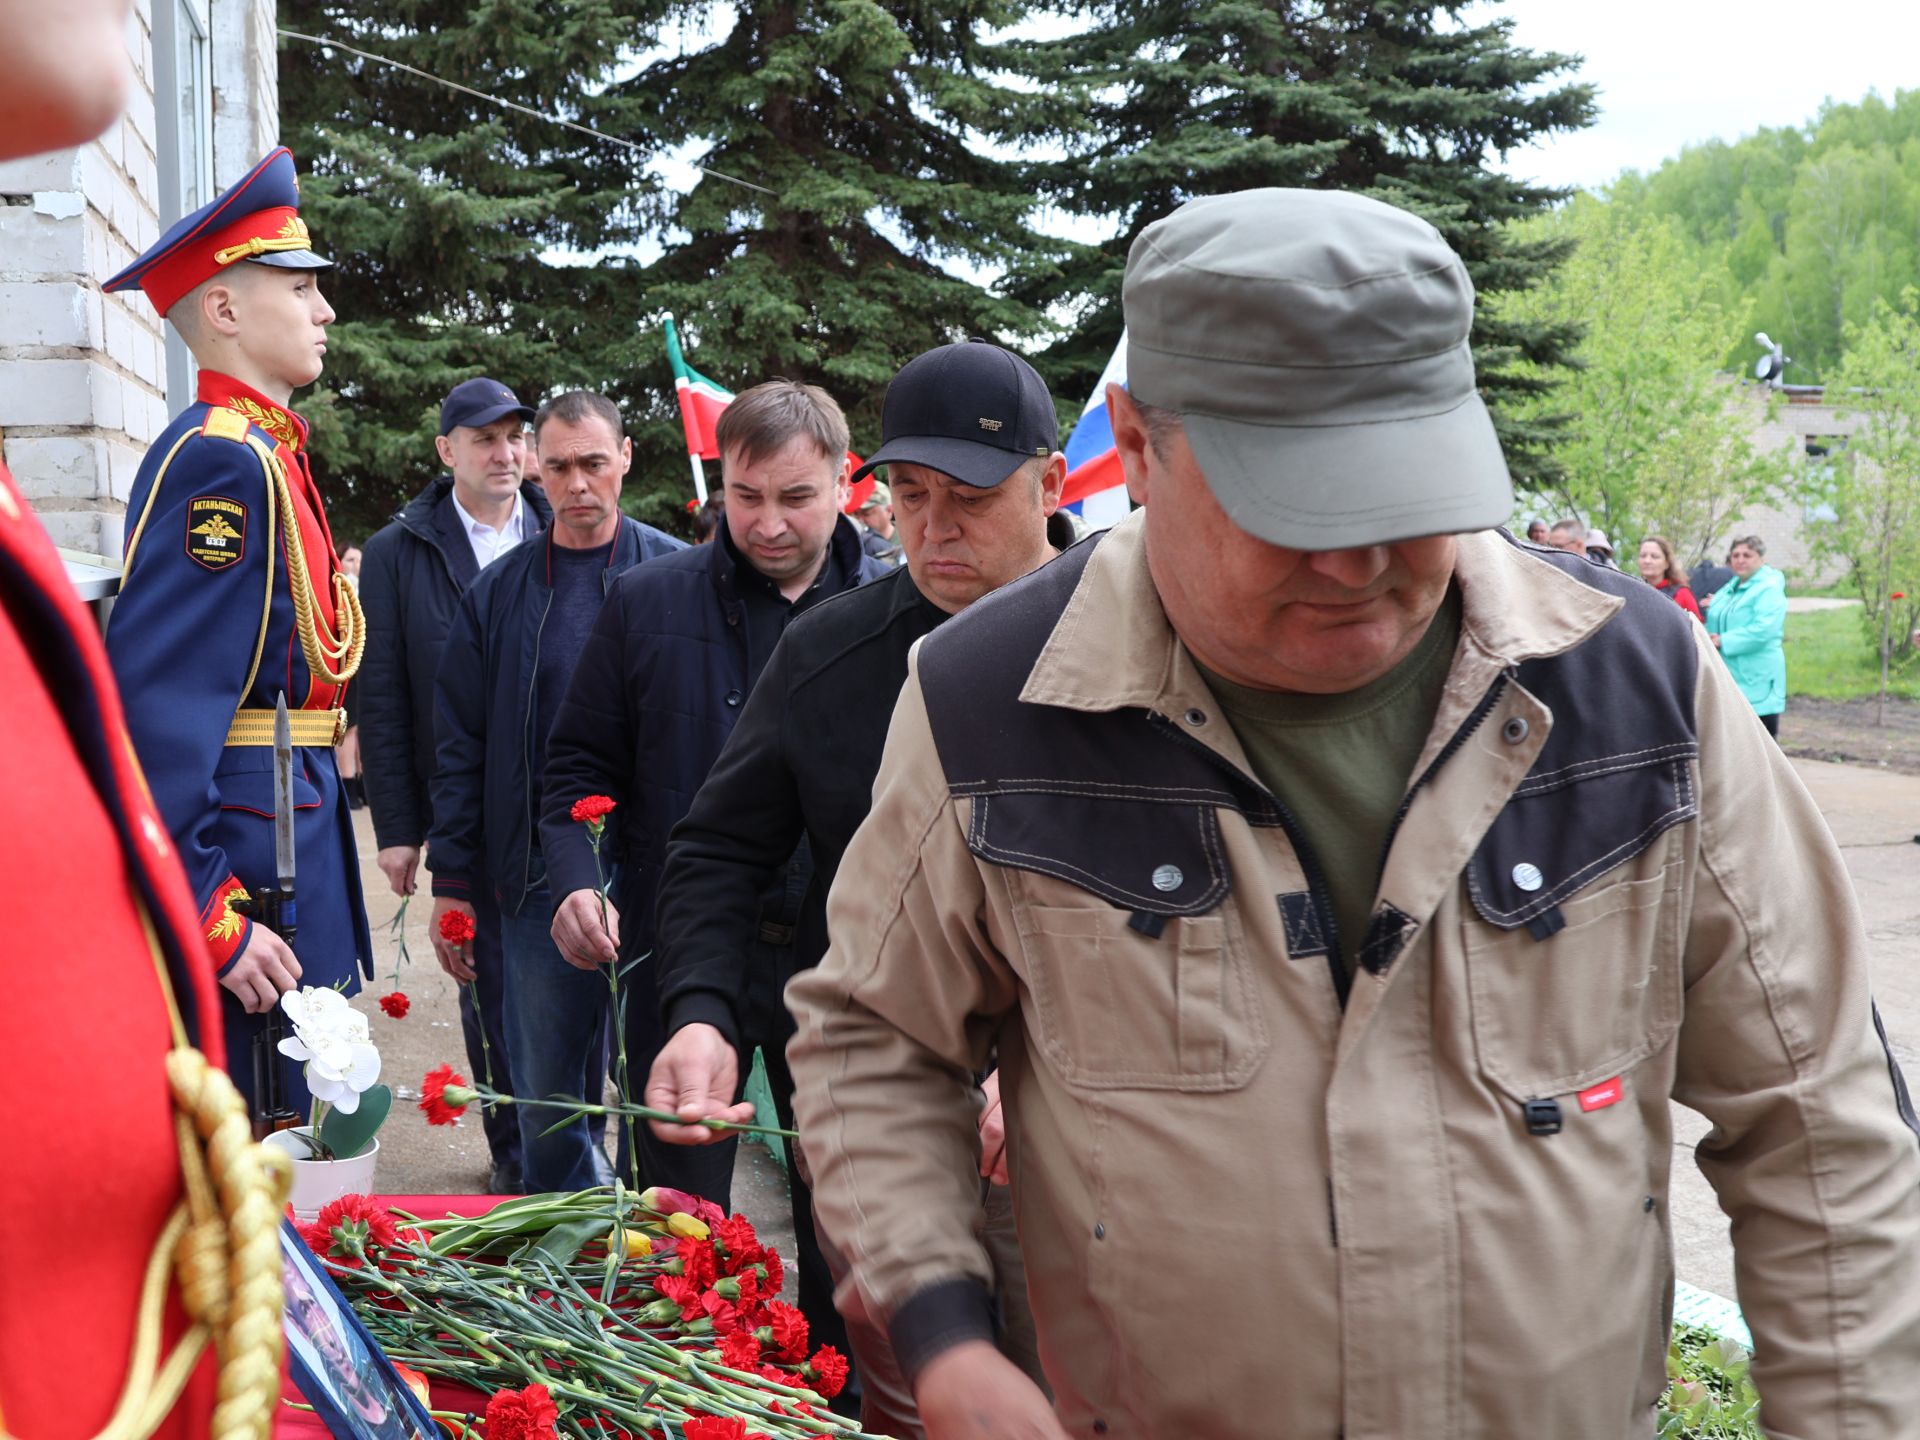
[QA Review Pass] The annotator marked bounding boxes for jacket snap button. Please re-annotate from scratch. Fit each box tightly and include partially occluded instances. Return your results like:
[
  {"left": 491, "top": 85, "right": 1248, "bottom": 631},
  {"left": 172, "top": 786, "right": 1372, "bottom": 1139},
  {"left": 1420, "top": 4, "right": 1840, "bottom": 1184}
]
[
  {"left": 1502, "top": 716, "right": 1529, "bottom": 743},
  {"left": 725, "top": 688, "right": 742, "bottom": 707},
  {"left": 1151, "top": 864, "right": 1183, "bottom": 892},
  {"left": 1093, "top": 1222, "right": 1106, "bottom": 1240},
  {"left": 1184, "top": 708, "right": 1207, "bottom": 726},
  {"left": 1511, "top": 862, "right": 1544, "bottom": 892},
  {"left": 1093, "top": 1422, "right": 1109, "bottom": 1435}
]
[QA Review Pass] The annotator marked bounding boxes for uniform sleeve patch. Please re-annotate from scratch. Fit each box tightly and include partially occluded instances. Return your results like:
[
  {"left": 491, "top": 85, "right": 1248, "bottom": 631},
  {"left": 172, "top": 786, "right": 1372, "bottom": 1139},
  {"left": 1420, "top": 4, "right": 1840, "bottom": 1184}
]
[{"left": 186, "top": 495, "right": 247, "bottom": 570}]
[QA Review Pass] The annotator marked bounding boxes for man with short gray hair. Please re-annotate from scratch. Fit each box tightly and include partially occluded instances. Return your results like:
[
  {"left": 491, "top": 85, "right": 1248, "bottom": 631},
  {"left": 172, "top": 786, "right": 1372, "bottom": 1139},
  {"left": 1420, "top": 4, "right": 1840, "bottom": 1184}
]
[{"left": 786, "top": 188, "right": 1920, "bottom": 1437}]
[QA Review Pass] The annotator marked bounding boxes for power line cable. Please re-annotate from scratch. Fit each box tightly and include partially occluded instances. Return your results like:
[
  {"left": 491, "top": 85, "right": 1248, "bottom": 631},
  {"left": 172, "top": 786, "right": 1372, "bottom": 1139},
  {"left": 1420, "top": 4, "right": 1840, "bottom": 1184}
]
[{"left": 276, "top": 26, "right": 777, "bottom": 198}]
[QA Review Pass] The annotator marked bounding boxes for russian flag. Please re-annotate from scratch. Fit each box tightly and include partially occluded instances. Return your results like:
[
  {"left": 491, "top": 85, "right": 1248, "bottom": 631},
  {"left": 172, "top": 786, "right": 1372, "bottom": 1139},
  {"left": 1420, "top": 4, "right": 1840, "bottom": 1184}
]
[{"left": 1058, "top": 331, "right": 1132, "bottom": 530}]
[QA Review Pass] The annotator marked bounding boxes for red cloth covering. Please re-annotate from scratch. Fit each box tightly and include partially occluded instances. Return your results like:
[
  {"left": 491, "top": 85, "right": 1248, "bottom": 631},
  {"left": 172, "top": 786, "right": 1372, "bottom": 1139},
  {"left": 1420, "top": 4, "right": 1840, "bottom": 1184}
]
[
  {"left": 0, "top": 464, "right": 222, "bottom": 1438},
  {"left": 276, "top": 1197, "right": 507, "bottom": 1440}
]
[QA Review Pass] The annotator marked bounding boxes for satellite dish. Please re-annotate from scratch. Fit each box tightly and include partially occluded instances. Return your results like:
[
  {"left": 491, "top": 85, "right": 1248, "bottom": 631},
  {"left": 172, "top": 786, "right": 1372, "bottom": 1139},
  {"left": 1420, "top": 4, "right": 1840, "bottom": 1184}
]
[
  {"left": 1754, "top": 335, "right": 1787, "bottom": 385},
  {"left": 1755, "top": 353, "right": 1778, "bottom": 380}
]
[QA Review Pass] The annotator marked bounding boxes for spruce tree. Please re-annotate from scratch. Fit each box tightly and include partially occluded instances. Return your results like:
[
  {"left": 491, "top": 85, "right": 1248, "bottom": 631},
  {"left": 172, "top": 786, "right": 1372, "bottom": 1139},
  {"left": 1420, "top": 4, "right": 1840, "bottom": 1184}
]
[
  {"left": 1013, "top": 1, "right": 1597, "bottom": 485},
  {"left": 614, "top": 1, "right": 1073, "bottom": 481},
  {"left": 278, "top": 1, "right": 669, "bottom": 538}
]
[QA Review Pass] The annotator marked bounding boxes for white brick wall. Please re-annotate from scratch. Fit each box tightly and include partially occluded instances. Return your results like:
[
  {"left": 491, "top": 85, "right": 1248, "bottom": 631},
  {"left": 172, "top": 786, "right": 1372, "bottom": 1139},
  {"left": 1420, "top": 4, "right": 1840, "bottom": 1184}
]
[{"left": 1, "top": 0, "right": 277, "bottom": 560}]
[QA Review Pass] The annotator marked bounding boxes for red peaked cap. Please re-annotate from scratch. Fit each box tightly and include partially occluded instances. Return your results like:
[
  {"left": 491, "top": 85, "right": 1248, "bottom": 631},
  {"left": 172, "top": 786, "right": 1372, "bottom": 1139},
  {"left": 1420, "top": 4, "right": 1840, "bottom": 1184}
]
[{"left": 102, "top": 146, "right": 329, "bottom": 317}]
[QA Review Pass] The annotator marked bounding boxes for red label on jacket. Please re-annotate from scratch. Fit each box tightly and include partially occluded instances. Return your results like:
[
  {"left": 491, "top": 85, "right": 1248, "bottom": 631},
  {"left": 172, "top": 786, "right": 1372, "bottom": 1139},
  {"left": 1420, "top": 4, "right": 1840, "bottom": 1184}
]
[{"left": 1578, "top": 1076, "right": 1624, "bottom": 1112}]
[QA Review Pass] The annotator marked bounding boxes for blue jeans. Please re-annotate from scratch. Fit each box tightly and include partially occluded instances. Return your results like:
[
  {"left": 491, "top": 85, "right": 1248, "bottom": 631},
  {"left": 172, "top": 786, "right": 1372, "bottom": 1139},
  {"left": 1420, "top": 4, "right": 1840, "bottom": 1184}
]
[{"left": 501, "top": 889, "right": 613, "bottom": 1192}]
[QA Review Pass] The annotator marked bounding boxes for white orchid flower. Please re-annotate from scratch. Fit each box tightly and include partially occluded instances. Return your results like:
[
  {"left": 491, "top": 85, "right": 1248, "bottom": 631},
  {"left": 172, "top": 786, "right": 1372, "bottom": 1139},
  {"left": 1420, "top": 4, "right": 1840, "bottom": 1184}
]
[{"left": 307, "top": 1042, "right": 382, "bottom": 1113}]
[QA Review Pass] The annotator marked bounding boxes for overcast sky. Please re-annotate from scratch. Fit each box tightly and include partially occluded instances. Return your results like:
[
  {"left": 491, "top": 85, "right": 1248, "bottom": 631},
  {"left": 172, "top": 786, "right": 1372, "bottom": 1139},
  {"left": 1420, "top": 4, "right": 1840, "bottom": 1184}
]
[{"left": 1492, "top": 0, "right": 1920, "bottom": 191}]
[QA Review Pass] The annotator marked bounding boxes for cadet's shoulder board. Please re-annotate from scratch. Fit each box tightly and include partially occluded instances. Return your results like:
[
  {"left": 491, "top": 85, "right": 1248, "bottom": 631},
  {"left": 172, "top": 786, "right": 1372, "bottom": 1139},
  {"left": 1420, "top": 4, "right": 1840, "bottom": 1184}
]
[
  {"left": 185, "top": 494, "right": 247, "bottom": 570},
  {"left": 199, "top": 406, "right": 252, "bottom": 443}
]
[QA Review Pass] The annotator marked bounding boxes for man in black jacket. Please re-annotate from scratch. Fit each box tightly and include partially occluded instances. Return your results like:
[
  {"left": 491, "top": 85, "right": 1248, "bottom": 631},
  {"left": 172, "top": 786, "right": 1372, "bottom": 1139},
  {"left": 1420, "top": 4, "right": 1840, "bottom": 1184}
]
[
  {"left": 358, "top": 376, "right": 547, "bottom": 1192},
  {"left": 642, "top": 342, "right": 1065, "bottom": 1436},
  {"left": 429, "top": 391, "right": 683, "bottom": 1191},
  {"left": 539, "top": 380, "right": 886, "bottom": 1201}
]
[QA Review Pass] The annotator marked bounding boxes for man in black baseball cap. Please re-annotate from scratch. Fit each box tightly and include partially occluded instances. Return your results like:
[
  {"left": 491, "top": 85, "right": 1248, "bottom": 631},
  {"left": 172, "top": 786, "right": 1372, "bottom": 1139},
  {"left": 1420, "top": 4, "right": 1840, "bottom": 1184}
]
[
  {"left": 646, "top": 339, "right": 1063, "bottom": 1432},
  {"left": 848, "top": 339, "right": 1066, "bottom": 613}
]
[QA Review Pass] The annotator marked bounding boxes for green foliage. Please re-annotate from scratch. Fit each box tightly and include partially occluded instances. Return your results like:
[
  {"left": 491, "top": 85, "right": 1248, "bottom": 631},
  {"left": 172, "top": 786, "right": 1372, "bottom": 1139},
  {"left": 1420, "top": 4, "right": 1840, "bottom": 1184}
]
[
  {"left": 1609, "top": 89, "right": 1920, "bottom": 384},
  {"left": 1009, "top": 0, "right": 1597, "bottom": 479},
  {"left": 1819, "top": 292, "right": 1920, "bottom": 677},
  {"left": 1784, "top": 607, "right": 1920, "bottom": 701},
  {"left": 614, "top": 0, "right": 1072, "bottom": 483},
  {"left": 281, "top": 2, "right": 1066, "bottom": 536},
  {"left": 1658, "top": 1325, "right": 1762, "bottom": 1438},
  {"left": 280, "top": 0, "right": 677, "bottom": 539},
  {"left": 1492, "top": 199, "right": 1789, "bottom": 562}
]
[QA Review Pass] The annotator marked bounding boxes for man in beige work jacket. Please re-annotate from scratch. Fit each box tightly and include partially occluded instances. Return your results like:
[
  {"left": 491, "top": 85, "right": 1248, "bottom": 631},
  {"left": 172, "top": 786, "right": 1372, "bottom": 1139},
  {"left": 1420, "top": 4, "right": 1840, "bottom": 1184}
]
[{"left": 784, "top": 187, "right": 1920, "bottom": 1440}]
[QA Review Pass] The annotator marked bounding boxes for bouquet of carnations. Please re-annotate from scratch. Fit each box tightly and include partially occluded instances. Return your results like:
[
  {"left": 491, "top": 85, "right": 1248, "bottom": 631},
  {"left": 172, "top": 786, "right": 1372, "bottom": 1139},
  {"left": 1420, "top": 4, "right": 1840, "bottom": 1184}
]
[{"left": 299, "top": 1186, "right": 874, "bottom": 1440}]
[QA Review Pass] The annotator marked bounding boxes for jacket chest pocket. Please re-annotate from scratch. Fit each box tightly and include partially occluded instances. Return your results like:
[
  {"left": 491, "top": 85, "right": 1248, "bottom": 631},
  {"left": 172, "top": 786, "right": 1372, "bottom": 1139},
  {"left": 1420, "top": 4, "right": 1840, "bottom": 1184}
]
[{"left": 1015, "top": 904, "right": 1267, "bottom": 1090}]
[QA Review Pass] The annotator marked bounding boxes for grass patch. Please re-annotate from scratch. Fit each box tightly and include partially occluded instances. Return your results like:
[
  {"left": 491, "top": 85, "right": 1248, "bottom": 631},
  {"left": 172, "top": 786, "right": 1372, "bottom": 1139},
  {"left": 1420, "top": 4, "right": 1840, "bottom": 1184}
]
[{"left": 1785, "top": 607, "right": 1920, "bottom": 701}]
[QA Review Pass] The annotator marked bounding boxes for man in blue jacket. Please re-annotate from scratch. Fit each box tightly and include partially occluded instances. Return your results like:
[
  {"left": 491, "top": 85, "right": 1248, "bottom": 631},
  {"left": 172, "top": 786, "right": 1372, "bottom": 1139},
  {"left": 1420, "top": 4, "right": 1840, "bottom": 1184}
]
[
  {"left": 539, "top": 380, "right": 887, "bottom": 1203},
  {"left": 430, "top": 391, "right": 684, "bottom": 1190},
  {"left": 359, "top": 376, "right": 550, "bottom": 1192}
]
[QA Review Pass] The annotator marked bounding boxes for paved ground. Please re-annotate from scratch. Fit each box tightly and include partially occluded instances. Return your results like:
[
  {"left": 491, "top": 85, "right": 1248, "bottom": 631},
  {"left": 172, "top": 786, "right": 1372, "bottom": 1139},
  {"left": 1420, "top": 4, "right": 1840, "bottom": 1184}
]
[{"left": 356, "top": 760, "right": 1920, "bottom": 1307}]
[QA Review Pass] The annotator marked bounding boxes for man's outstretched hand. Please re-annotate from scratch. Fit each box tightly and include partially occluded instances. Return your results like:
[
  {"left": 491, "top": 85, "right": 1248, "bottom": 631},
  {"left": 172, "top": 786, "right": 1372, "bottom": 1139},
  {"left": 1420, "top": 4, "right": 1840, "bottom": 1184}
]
[
  {"left": 915, "top": 1342, "right": 1067, "bottom": 1440},
  {"left": 643, "top": 1022, "right": 756, "bottom": 1144}
]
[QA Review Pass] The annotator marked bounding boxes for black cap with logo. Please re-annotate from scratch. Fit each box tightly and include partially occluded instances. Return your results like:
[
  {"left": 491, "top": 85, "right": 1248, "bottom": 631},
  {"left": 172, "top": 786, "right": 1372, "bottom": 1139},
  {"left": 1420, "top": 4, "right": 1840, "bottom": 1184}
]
[
  {"left": 851, "top": 340, "right": 1057, "bottom": 489},
  {"left": 439, "top": 376, "right": 536, "bottom": 436}
]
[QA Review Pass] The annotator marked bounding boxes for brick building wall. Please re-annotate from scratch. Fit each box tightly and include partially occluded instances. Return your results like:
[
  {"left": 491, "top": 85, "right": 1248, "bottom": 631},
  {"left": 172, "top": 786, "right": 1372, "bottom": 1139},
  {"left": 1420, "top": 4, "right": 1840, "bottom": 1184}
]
[{"left": 0, "top": 0, "right": 277, "bottom": 559}]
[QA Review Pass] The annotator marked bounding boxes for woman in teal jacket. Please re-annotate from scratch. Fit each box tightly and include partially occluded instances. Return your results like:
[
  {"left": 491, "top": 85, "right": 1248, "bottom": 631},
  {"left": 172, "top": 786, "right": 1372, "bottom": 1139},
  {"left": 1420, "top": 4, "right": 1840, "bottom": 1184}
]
[{"left": 1706, "top": 534, "right": 1788, "bottom": 736}]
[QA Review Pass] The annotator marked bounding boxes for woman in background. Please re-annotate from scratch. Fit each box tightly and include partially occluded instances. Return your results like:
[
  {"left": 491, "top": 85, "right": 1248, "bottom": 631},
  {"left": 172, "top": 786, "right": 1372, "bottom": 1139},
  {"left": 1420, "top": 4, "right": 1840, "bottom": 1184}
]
[
  {"left": 1636, "top": 535, "right": 1703, "bottom": 620},
  {"left": 1705, "top": 534, "right": 1789, "bottom": 738}
]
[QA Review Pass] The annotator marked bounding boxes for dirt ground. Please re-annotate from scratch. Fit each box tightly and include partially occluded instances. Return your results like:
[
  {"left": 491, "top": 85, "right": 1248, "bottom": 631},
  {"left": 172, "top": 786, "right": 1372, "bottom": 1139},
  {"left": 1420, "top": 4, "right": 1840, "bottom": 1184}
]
[{"left": 1781, "top": 695, "right": 1920, "bottom": 776}]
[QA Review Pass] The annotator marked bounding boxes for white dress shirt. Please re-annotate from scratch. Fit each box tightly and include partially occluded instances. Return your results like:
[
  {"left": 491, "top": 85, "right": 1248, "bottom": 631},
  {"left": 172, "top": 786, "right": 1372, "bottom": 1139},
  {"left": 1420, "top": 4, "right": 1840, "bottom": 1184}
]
[{"left": 450, "top": 488, "right": 527, "bottom": 571}]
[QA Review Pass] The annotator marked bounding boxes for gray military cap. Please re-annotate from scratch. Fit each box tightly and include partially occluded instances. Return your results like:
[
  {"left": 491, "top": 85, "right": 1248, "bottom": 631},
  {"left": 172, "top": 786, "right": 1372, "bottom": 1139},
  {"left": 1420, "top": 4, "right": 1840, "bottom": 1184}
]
[{"left": 1123, "top": 188, "right": 1514, "bottom": 550}]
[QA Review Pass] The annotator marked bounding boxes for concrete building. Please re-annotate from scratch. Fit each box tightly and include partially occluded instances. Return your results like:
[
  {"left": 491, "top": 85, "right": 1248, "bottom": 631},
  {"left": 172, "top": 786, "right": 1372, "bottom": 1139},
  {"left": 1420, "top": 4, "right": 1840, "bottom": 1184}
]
[
  {"left": 1730, "top": 384, "right": 1854, "bottom": 587},
  {"left": 0, "top": 0, "right": 278, "bottom": 560}
]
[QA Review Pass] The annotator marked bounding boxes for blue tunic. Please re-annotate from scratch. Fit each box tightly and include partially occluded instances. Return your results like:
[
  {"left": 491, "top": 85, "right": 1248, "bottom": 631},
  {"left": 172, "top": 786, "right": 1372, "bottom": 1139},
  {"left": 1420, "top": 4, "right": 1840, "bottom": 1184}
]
[{"left": 106, "top": 373, "right": 372, "bottom": 1110}]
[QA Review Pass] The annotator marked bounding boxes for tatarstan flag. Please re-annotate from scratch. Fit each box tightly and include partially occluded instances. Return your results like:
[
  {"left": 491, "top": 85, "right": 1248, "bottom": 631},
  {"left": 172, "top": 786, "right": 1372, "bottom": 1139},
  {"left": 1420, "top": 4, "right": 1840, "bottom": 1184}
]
[
  {"left": 663, "top": 317, "right": 873, "bottom": 513},
  {"left": 664, "top": 316, "right": 733, "bottom": 463}
]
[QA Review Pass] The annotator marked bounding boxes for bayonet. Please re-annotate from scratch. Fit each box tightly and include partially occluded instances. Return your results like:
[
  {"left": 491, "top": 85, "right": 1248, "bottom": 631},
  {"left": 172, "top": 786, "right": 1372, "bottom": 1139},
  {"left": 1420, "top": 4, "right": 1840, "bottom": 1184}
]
[{"left": 248, "top": 692, "right": 302, "bottom": 1138}]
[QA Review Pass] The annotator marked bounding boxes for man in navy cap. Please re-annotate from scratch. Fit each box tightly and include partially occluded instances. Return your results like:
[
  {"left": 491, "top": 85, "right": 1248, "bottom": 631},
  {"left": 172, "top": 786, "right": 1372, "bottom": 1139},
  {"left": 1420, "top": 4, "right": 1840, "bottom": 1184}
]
[
  {"left": 102, "top": 145, "right": 371, "bottom": 1114},
  {"left": 357, "top": 376, "right": 551, "bottom": 1192}
]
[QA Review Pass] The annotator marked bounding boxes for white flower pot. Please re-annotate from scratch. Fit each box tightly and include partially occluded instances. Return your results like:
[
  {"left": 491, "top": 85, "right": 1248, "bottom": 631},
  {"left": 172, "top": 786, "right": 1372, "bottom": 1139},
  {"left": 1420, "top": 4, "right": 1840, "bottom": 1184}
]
[{"left": 264, "top": 1128, "right": 381, "bottom": 1223}]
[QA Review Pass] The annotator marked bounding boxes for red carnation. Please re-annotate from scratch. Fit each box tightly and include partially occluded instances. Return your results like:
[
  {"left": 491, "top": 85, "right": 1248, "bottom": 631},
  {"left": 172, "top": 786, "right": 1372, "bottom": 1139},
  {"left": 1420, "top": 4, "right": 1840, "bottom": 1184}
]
[
  {"left": 713, "top": 1214, "right": 763, "bottom": 1268},
  {"left": 438, "top": 909, "right": 477, "bottom": 946},
  {"left": 483, "top": 1383, "right": 559, "bottom": 1440},
  {"left": 756, "top": 1246, "right": 784, "bottom": 1298},
  {"left": 680, "top": 1418, "right": 763, "bottom": 1440},
  {"left": 570, "top": 794, "right": 617, "bottom": 825},
  {"left": 675, "top": 1238, "right": 719, "bottom": 1290},
  {"left": 378, "top": 991, "right": 411, "bottom": 1019},
  {"left": 300, "top": 1194, "right": 399, "bottom": 1269},
  {"left": 419, "top": 1063, "right": 474, "bottom": 1126},
  {"left": 654, "top": 1273, "right": 701, "bottom": 1320},
  {"left": 698, "top": 1289, "right": 742, "bottom": 1335},
  {"left": 758, "top": 1300, "right": 809, "bottom": 1361},
  {"left": 719, "top": 1329, "right": 762, "bottom": 1372},
  {"left": 802, "top": 1345, "right": 850, "bottom": 1399}
]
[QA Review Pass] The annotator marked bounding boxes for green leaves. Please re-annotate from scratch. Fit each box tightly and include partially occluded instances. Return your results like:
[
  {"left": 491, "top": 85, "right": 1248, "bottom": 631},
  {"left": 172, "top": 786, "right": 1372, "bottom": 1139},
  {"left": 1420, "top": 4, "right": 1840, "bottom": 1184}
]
[
  {"left": 320, "top": 1082, "right": 392, "bottom": 1159},
  {"left": 1657, "top": 1325, "right": 1762, "bottom": 1438}
]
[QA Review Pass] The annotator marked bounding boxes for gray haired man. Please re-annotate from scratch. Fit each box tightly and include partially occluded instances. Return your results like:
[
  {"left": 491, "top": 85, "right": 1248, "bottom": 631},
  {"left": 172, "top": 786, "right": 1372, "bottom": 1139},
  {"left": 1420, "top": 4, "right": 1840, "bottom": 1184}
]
[{"left": 786, "top": 189, "right": 1920, "bottom": 1438}]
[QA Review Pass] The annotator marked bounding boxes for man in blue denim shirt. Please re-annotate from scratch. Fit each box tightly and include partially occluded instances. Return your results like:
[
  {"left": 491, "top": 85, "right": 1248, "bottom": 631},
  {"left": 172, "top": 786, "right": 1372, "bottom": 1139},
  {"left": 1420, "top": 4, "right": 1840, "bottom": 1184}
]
[{"left": 428, "top": 391, "right": 683, "bottom": 1190}]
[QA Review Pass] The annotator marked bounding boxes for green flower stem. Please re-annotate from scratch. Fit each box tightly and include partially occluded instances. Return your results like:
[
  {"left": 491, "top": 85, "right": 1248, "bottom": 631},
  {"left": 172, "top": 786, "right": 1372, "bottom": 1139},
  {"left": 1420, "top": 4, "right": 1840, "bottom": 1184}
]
[
  {"left": 471, "top": 1085, "right": 799, "bottom": 1141},
  {"left": 588, "top": 827, "right": 640, "bottom": 1188}
]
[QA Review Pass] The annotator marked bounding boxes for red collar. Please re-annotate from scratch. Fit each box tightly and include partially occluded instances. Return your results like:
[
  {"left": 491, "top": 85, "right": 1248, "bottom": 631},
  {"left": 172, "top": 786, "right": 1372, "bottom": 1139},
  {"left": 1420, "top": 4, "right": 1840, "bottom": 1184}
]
[{"left": 196, "top": 371, "right": 309, "bottom": 454}]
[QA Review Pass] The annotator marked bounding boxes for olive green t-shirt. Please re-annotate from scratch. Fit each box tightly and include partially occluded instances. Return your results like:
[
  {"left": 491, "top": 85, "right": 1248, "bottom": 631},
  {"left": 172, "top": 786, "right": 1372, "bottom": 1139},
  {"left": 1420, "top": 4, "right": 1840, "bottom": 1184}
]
[{"left": 1197, "top": 588, "right": 1462, "bottom": 974}]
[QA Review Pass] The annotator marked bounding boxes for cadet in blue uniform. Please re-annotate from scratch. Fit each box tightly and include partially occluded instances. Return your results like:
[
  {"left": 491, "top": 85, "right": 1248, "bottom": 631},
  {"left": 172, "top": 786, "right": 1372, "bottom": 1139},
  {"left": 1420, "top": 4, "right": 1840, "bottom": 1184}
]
[{"left": 102, "top": 147, "right": 371, "bottom": 1113}]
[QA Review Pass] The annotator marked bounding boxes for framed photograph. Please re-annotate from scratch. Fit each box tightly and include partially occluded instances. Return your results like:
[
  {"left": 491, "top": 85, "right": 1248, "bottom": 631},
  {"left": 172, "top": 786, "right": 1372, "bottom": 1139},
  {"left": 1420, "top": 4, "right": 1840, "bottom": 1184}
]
[{"left": 282, "top": 1219, "right": 439, "bottom": 1440}]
